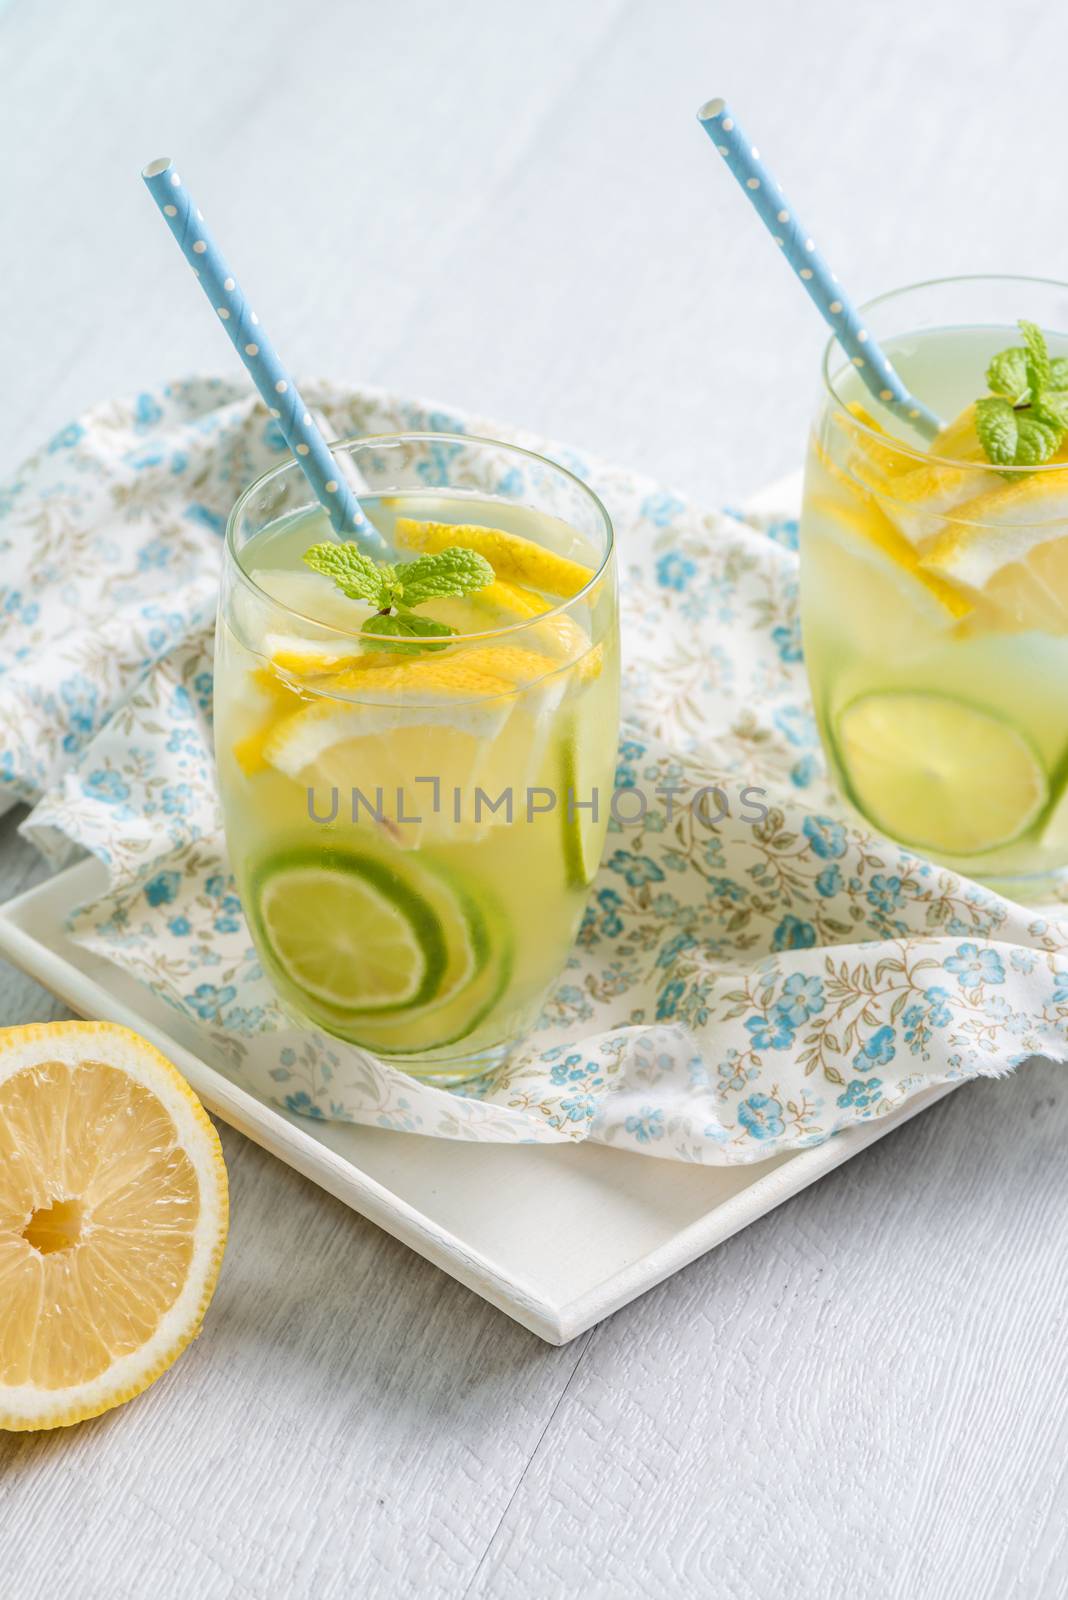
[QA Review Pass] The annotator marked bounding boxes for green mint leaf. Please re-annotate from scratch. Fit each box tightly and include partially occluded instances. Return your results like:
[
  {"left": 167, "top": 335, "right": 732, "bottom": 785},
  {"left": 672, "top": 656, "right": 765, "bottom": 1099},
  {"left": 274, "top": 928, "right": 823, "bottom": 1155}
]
[
  {"left": 303, "top": 542, "right": 387, "bottom": 605},
  {"left": 975, "top": 396, "right": 1019, "bottom": 466},
  {"left": 396, "top": 547, "right": 495, "bottom": 607},
  {"left": 302, "top": 540, "right": 493, "bottom": 634},
  {"left": 1019, "top": 319, "right": 1052, "bottom": 394},
  {"left": 975, "top": 321, "right": 1068, "bottom": 470},
  {"left": 1014, "top": 412, "right": 1061, "bottom": 466},
  {"left": 359, "top": 611, "right": 457, "bottom": 653},
  {"left": 1034, "top": 389, "right": 1068, "bottom": 430},
  {"left": 986, "top": 347, "right": 1030, "bottom": 403}
]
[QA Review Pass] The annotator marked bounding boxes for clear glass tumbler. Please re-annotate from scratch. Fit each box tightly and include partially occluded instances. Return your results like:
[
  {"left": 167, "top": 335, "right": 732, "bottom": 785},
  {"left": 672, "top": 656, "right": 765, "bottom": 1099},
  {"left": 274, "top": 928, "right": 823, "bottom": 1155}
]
[
  {"left": 215, "top": 433, "right": 619, "bottom": 1083},
  {"left": 800, "top": 275, "right": 1068, "bottom": 893}
]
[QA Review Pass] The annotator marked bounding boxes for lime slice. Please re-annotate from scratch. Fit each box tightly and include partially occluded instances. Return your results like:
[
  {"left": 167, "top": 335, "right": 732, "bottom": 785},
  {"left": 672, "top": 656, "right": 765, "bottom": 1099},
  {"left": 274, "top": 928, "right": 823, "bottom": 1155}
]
[
  {"left": 835, "top": 691, "right": 1048, "bottom": 856},
  {"left": 252, "top": 850, "right": 447, "bottom": 1014},
  {"left": 250, "top": 848, "right": 512, "bottom": 1054},
  {"left": 317, "top": 861, "right": 490, "bottom": 1034},
  {"left": 346, "top": 917, "right": 513, "bottom": 1056},
  {"left": 560, "top": 722, "right": 603, "bottom": 889}
]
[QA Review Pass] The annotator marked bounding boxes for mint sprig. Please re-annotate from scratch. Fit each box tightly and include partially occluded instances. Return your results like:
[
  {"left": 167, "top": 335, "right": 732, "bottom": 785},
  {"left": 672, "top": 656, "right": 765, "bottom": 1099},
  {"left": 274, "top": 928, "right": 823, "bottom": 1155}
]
[
  {"left": 303, "top": 539, "right": 494, "bottom": 652},
  {"left": 976, "top": 319, "right": 1068, "bottom": 470}
]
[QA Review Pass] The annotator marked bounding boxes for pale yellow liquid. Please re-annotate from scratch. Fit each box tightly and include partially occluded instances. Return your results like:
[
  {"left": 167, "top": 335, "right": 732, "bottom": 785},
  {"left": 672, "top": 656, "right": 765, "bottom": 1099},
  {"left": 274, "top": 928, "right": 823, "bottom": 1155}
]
[
  {"left": 216, "top": 491, "right": 619, "bottom": 1078},
  {"left": 802, "top": 325, "right": 1068, "bottom": 887}
]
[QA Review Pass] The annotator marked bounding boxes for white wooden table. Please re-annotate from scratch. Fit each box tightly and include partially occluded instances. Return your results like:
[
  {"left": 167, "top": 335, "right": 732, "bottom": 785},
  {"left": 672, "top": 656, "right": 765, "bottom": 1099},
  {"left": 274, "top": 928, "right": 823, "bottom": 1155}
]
[{"left": 5, "top": 2, "right": 1068, "bottom": 1594}]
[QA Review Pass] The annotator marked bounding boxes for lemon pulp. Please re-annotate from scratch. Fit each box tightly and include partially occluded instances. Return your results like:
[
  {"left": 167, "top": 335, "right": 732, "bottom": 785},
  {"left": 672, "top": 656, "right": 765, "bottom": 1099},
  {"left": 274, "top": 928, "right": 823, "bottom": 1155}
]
[{"left": 0, "top": 1022, "right": 228, "bottom": 1432}]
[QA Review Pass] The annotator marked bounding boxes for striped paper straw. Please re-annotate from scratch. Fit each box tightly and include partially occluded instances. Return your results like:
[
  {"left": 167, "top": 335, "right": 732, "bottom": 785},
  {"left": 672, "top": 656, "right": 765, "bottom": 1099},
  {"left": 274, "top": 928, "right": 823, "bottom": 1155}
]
[
  {"left": 141, "top": 157, "right": 385, "bottom": 552},
  {"left": 696, "top": 99, "right": 941, "bottom": 440}
]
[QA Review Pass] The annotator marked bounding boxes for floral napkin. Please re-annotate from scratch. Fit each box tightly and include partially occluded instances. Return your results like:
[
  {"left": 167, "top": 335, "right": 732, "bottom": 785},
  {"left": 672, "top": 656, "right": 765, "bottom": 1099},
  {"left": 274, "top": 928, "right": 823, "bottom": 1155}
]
[{"left": 2, "top": 377, "right": 1067, "bottom": 1164}]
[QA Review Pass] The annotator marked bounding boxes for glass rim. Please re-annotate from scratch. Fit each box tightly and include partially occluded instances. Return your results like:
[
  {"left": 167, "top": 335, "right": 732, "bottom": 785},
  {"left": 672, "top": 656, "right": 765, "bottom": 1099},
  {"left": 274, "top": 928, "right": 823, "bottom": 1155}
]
[
  {"left": 224, "top": 428, "right": 615, "bottom": 646},
  {"left": 821, "top": 272, "right": 1068, "bottom": 474}
]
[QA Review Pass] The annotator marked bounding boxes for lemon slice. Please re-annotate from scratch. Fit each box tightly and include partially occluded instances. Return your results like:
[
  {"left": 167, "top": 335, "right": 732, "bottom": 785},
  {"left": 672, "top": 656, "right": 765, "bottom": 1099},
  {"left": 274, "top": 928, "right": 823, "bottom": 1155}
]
[
  {"left": 835, "top": 404, "right": 920, "bottom": 487},
  {"left": 835, "top": 691, "right": 1048, "bottom": 856},
  {"left": 474, "top": 577, "right": 604, "bottom": 679},
  {"left": 263, "top": 634, "right": 366, "bottom": 676},
  {"left": 253, "top": 851, "right": 448, "bottom": 1013},
  {"left": 919, "top": 469, "right": 1068, "bottom": 590},
  {"left": 0, "top": 1021, "right": 228, "bottom": 1433},
  {"left": 261, "top": 654, "right": 525, "bottom": 760},
  {"left": 259, "top": 644, "right": 564, "bottom": 850},
  {"left": 394, "top": 517, "right": 594, "bottom": 598},
  {"left": 231, "top": 667, "right": 307, "bottom": 776},
  {"left": 834, "top": 405, "right": 988, "bottom": 547},
  {"left": 806, "top": 490, "right": 972, "bottom": 618}
]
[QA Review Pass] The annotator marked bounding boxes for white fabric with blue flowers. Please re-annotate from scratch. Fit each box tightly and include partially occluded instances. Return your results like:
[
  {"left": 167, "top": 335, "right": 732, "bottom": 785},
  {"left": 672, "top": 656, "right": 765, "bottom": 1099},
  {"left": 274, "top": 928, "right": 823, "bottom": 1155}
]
[{"left": 3, "top": 377, "right": 1067, "bottom": 1163}]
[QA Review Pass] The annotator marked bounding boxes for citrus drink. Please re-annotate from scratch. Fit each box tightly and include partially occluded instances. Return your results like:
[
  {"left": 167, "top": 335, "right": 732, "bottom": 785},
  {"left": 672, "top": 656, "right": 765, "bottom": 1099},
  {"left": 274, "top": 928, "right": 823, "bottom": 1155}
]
[
  {"left": 216, "top": 436, "right": 618, "bottom": 1082},
  {"left": 801, "top": 280, "right": 1068, "bottom": 891}
]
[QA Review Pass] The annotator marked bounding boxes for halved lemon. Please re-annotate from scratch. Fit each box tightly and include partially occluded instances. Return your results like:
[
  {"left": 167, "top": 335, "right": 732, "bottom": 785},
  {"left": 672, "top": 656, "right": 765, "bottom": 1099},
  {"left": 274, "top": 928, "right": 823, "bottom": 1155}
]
[
  {"left": 394, "top": 517, "right": 594, "bottom": 598},
  {"left": 835, "top": 691, "right": 1048, "bottom": 857},
  {"left": 0, "top": 1021, "right": 228, "bottom": 1432}
]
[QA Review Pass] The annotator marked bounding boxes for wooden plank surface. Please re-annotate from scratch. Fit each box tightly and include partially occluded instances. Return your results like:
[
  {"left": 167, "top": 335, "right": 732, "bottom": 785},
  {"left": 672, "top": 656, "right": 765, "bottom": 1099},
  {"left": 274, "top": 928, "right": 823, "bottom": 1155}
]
[{"left": 4, "top": 2, "right": 1068, "bottom": 1595}]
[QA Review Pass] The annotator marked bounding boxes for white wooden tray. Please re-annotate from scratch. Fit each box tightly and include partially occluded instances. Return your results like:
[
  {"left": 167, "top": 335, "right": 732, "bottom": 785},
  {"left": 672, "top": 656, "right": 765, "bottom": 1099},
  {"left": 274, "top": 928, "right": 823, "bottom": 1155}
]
[{"left": 0, "top": 855, "right": 956, "bottom": 1343}]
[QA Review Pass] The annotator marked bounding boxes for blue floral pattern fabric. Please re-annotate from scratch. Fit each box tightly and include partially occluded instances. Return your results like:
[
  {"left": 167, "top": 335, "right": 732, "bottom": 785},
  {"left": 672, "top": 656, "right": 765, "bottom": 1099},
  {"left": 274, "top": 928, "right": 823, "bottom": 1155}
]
[{"left": 3, "top": 377, "right": 1068, "bottom": 1164}]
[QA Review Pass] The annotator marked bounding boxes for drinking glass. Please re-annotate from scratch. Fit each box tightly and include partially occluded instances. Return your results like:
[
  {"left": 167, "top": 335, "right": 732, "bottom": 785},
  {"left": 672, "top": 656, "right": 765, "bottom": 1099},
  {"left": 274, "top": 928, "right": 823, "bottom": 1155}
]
[
  {"left": 800, "top": 275, "right": 1068, "bottom": 893},
  {"left": 216, "top": 433, "right": 619, "bottom": 1082}
]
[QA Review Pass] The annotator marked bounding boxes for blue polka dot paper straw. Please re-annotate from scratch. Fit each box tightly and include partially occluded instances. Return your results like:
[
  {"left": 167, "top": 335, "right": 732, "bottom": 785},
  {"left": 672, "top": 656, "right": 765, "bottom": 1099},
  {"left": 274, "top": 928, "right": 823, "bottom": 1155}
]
[
  {"left": 141, "top": 157, "right": 385, "bottom": 552},
  {"left": 696, "top": 100, "right": 941, "bottom": 440}
]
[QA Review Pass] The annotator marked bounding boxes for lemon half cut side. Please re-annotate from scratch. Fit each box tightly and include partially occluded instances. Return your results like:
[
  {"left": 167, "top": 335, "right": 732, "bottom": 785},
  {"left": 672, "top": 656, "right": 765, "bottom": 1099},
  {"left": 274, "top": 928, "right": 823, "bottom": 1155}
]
[{"left": 0, "top": 1021, "right": 228, "bottom": 1433}]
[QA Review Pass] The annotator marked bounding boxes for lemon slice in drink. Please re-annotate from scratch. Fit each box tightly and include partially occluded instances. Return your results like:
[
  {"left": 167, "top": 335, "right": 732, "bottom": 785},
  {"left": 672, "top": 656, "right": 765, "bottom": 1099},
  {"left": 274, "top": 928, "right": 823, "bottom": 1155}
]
[
  {"left": 231, "top": 667, "right": 308, "bottom": 776},
  {"left": 807, "top": 489, "right": 972, "bottom": 618},
  {"left": 252, "top": 850, "right": 449, "bottom": 1014},
  {"left": 0, "top": 1021, "right": 228, "bottom": 1432},
  {"left": 836, "top": 404, "right": 989, "bottom": 548},
  {"left": 919, "top": 468, "right": 1068, "bottom": 604},
  {"left": 259, "top": 645, "right": 561, "bottom": 846},
  {"left": 394, "top": 517, "right": 594, "bottom": 598},
  {"left": 473, "top": 577, "right": 605, "bottom": 678},
  {"left": 835, "top": 691, "right": 1048, "bottom": 856},
  {"left": 263, "top": 634, "right": 366, "bottom": 676}
]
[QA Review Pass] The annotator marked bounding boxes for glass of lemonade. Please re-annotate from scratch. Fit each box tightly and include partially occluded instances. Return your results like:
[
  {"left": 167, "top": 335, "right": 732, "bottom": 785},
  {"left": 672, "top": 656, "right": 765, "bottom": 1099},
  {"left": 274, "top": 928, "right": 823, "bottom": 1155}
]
[
  {"left": 216, "top": 433, "right": 619, "bottom": 1082},
  {"left": 801, "top": 276, "right": 1068, "bottom": 894}
]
